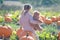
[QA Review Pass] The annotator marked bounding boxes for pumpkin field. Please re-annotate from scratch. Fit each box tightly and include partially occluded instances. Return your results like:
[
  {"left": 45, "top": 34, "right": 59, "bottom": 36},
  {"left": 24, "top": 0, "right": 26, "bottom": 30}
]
[
  {"left": 0, "top": 10, "right": 60, "bottom": 40},
  {"left": 0, "top": 0, "right": 60, "bottom": 40}
]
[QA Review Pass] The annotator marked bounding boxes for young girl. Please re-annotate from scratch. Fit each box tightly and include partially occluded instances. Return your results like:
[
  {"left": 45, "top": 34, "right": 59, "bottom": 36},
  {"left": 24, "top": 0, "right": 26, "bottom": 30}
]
[
  {"left": 30, "top": 11, "right": 43, "bottom": 31},
  {"left": 19, "top": 4, "right": 41, "bottom": 40}
]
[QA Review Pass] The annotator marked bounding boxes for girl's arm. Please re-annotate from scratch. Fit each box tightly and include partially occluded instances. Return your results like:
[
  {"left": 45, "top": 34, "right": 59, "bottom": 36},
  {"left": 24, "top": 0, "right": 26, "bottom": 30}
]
[
  {"left": 29, "top": 15, "right": 43, "bottom": 31},
  {"left": 29, "top": 15, "right": 40, "bottom": 24}
]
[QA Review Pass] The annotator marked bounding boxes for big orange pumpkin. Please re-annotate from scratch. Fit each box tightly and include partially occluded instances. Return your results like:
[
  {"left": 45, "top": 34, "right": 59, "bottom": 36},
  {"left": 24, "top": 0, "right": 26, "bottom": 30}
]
[
  {"left": 17, "top": 27, "right": 35, "bottom": 40},
  {"left": 0, "top": 25, "right": 12, "bottom": 38},
  {"left": 44, "top": 18, "right": 52, "bottom": 25},
  {"left": 57, "top": 21, "right": 60, "bottom": 26},
  {"left": 57, "top": 16, "right": 60, "bottom": 21},
  {"left": 5, "top": 17, "right": 12, "bottom": 22},
  {"left": 20, "top": 35, "right": 34, "bottom": 40},
  {"left": 40, "top": 15, "right": 46, "bottom": 21},
  {"left": 17, "top": 29, "right": 35, "bottom": 38},
  {"left": 51, "top": 16, "right": 57, "bottom": 22},
  {"left": 20, "top": 31, "right": 35, "bottom": 38},
  {"left": 16, "top": 27, "right": 24, "bottom": 38}
]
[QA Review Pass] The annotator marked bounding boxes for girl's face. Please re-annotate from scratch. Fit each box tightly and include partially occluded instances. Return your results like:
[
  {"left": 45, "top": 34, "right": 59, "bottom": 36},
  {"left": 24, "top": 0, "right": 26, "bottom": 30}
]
[{"left": 33, "top": 12, "right": 39, "bottom": 20}]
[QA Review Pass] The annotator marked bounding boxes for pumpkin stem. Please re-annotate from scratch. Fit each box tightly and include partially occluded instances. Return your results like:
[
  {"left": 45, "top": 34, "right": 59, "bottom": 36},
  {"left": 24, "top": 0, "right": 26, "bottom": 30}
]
[
  {"left": 26, "top": 32, "right": 29, "bottom": 38},
  {"left": 20, "top": 26, "right": 23, "bottom": 29}
]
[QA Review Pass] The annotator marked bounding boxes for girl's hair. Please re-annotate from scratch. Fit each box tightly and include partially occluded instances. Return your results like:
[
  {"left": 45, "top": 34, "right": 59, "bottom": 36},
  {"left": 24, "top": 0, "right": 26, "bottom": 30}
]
[
  {"left": 33, "top": 10, "right": 40, "bottom": 14},
  {"left": 24, "top": 4, "right": 31, "bottom": 10}
]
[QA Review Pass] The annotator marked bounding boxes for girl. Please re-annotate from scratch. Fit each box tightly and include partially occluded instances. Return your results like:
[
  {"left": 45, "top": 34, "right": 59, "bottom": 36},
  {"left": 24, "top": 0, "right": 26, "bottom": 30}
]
[
  {"left": 19, "top": 4, "right": 41, "bottom": 40},
  {"left": 30, "top": 11, "right": 43, "bottom": 31}
]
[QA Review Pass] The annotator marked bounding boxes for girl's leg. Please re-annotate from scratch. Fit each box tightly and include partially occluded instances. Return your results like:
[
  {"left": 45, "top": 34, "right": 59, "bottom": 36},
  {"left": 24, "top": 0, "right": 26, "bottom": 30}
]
[
  {"left": 33, "top": 31, "right": 39, "bottom": 40},
  {"left": 35, "top": 33, "right": 39, "bottom": 40}
]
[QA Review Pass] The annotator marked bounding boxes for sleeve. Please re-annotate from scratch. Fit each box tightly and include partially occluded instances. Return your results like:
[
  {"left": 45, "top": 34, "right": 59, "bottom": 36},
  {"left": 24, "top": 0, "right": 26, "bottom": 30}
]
[{"left": 29, "top": 15, "right": 40, "bottom": 24}]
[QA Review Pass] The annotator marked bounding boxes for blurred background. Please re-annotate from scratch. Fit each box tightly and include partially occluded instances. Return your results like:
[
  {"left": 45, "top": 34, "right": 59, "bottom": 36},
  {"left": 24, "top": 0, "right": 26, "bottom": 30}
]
[{"left": 0, "top": 0, "right": 60, "bottom": 11}]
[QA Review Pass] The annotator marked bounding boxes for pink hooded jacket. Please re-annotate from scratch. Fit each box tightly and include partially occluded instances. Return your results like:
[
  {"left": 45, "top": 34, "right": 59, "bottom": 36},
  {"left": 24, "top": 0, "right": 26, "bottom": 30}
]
[{"left": 19, "top": 11, "right": 39, "bottom": 34}]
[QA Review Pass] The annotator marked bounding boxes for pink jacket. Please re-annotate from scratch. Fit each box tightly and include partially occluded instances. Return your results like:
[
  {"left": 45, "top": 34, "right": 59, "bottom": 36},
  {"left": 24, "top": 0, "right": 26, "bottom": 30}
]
[{"left": 19, "top": 12, "right": 39, "bottom": 34}]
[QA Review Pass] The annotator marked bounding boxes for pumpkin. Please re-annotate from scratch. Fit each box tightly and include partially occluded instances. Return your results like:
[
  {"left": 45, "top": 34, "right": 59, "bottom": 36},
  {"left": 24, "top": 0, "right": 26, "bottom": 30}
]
[
  {"left": 20, "top": 35, "right": 34, "bottom": 40},
  {"left": 17, "top": 30, "right": 35, "bottom": 38},
  {"left": 5, "top": 17, "right": 12, "bottom": 22},
  {"left": 57, "top": 16, "right": 60, "bottom": 21},
  {"left": 57, "top": 21, "right": 60, "bottom": 26},
  {"left": 4, "top": 13, "right": 12, "bottom": 17},
  {"left": 20, "top": 31, "right": 35, "bottom": 38},
  {"left": 44, "top": 18, "right": 52, "bottom": 25},
  {"left": 19, "top": 31, "right": 35, "bottom": 40},
  {"left": 51, "top": 16, "right": 57, "bottom": 22},
  {"left": 17, "top": 27, "right": 35, "bottom": 39},
  {"left": 0, "top": 25, "right": 12, "bottom": 38},
  {"left": 40, "top": 15, "right": 46, "bottom": 21},
  {"left": 16, "top": 27, "right": 24, "bottom": 38},
  {"left": 58, "top": 32, "right": 60, "bottom": 40}
]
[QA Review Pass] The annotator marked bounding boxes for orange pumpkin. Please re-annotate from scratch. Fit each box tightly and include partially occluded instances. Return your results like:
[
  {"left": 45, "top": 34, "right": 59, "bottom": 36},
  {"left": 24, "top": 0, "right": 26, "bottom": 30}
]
[
  {"left": 57, "top": 21, "right": 60, "bottom": 26},
  {"left": 58, "top": 32, "right": 60, "bottom": 40},
  {"left": 51, "top": 16, "right": 57, "bottom": 22},
  {"left": 5, "top": 17, "right": 12, "bottom": 22},
  {"left": 40, "top": 15, "right": 46, "bottom": 21},
  {"left": 44, "top": 18, "right": 52, "bottom": 25},
  {"left": 17, "top": 27, "right": 35, "bottom": 39},
  {"left": 20, "top": 35, "right": 34, "bottom": 40},
  {"left": 57, "top": 16, "right": 60, "bottom": 21},
  {"left": 16, "top": 27, "right": 24, "bottom": 38},
  {"left": 4, "top": 13, "right": 12, "bottom": 17},
  {"left": 20, "top": 31, "right": 35, "bottom": 38},
  {"left": 0, "top": 25, "right": 12, "bottom": 38},
  {"left": 17, "top": 29, "right": 35, "bottom": 38}
]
